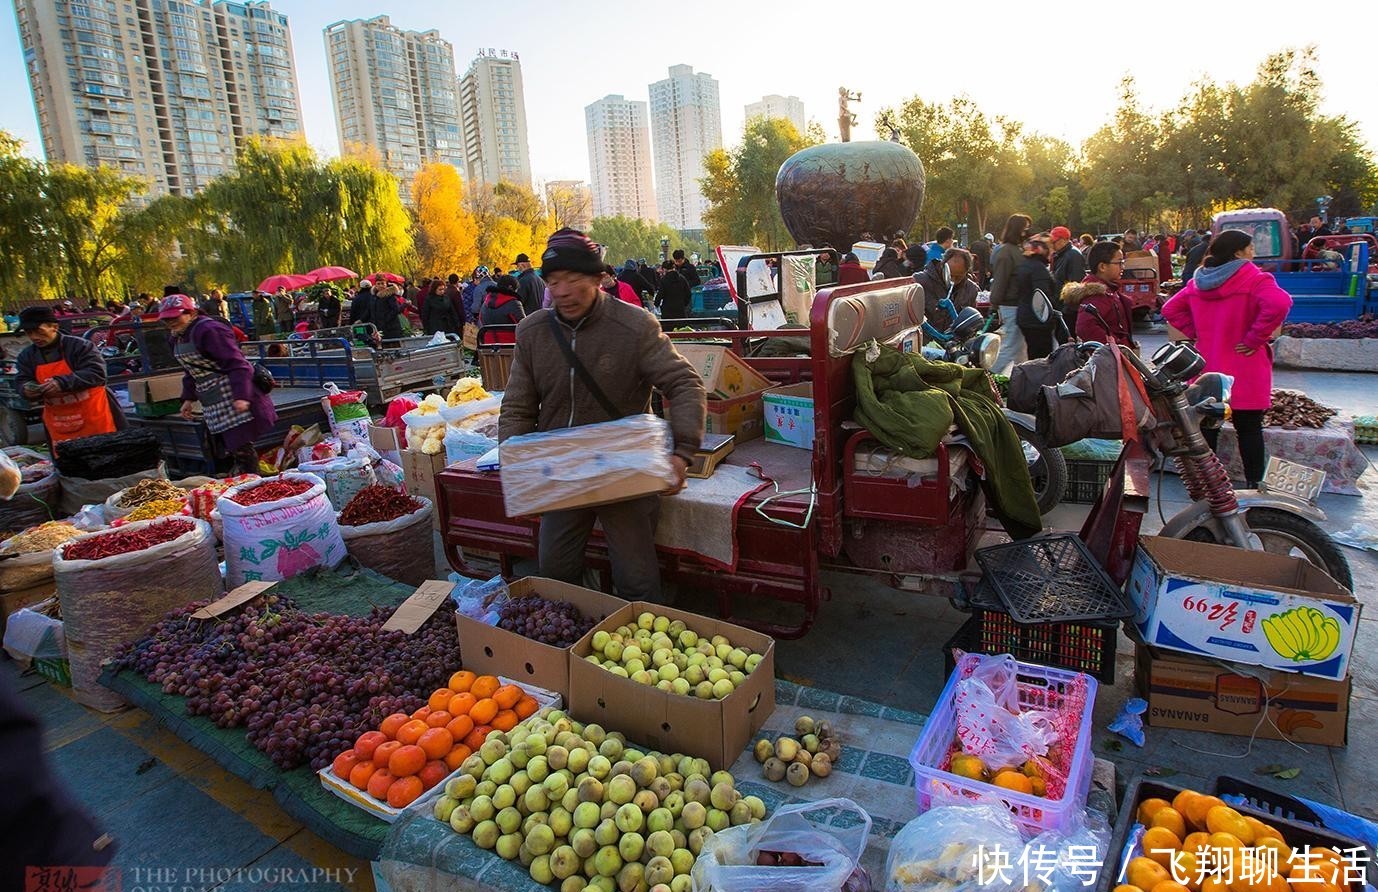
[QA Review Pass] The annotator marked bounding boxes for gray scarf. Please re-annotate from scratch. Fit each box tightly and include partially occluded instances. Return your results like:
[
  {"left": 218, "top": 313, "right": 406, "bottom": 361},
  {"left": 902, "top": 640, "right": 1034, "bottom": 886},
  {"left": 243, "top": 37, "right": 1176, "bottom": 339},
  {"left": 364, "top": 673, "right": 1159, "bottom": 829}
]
[{"left": 1192, "top": 259, "right": 1247, "bottom": 291}]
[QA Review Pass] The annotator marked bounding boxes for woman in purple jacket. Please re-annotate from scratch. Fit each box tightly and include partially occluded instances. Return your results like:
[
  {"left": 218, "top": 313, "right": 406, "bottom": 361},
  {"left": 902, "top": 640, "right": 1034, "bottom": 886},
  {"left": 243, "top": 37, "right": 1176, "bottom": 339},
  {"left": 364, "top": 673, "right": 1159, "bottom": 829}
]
[{"left": 159, "top": 294, "right": 278, "bottom": 474}]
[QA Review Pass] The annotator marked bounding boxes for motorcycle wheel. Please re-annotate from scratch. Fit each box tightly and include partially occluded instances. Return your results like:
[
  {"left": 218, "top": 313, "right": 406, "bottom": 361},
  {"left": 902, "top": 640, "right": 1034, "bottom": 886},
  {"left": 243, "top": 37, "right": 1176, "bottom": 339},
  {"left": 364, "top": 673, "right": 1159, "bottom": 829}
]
[
  {"left": 1016, "top": 427, "right": 1066, "bottom": 514},
  {"left": 1184, "top": 507, "right": 1353, "bottom": 590}
]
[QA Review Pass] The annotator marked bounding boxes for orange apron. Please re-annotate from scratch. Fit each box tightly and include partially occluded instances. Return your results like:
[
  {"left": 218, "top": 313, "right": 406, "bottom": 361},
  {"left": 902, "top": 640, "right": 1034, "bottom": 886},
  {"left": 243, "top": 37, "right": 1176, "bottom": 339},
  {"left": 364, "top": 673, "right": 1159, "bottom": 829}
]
[{"left": 34, "top": 357, "right": 117, "bottom": 444}]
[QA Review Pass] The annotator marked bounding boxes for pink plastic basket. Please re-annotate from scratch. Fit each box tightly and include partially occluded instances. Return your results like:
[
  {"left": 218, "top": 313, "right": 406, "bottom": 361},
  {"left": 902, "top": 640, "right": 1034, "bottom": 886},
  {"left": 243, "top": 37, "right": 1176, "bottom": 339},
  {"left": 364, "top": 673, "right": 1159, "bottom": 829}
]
[{"left": 909, "top": 652, "right": 1098, "bottom": 836}]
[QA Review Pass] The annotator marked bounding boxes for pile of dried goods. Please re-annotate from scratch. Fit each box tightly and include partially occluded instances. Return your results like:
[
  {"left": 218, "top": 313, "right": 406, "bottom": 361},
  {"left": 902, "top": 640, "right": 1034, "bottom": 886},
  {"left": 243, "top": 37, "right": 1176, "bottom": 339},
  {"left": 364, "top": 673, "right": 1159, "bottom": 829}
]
[
  {"left": 62, "top": 519, "right": 194, "bottom": 561},
  {"left": 338, "top": 485, "right": 423, "bottom": 526},
  {"left": 1281, "top": 315, "right": 1378, "bottom": 340},
  {"left": 117, "top": 478, "right": 186, "bottom": 508},
  {"left": 125, "top": 499, "right": 187, "bottom": 522},
  {"left": 112, "top": 594, "right": 458, "bottom": 769},
  {"left": 1265, "top": 390, "right": 1337, "bottom": 429},
  {"left": 229, "top": 478, "right": 312, "bottom": 506},
  {"left": 0, "top": 521, "right": 82, "bottom": 555}
]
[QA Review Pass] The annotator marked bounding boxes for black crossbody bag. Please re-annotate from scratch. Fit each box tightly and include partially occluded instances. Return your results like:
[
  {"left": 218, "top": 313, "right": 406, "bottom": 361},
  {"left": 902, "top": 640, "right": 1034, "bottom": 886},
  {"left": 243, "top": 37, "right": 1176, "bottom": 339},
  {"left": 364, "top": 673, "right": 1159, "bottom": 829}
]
[{"left": 547, "top": 312, "right": 619, "bottom": 420}]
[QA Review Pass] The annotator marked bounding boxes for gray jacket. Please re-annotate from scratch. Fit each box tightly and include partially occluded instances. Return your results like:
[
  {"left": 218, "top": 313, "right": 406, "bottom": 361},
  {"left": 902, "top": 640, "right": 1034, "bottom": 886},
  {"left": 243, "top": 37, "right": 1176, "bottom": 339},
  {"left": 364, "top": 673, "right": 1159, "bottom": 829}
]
[{"left": 988, "top": 243, "right": 1020, "bottom": 309}]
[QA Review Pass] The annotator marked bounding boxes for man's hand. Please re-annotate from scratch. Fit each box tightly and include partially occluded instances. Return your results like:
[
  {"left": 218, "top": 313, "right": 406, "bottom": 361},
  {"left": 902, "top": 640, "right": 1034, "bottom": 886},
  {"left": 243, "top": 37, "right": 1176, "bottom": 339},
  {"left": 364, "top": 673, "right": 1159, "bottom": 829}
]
[
  {"left": 232, "top": 399, "right": 251, "bottom": 413},
  {"left": 667, "top": 455, "right": 689, "bottom": 494},
  {"left": 179, "top": 400, "right": 196, "bottom": 420},
  {"left": 38, "top": 380, "right": 61, "bottom": 398},
  {"left": 21, "top": 382, "right": 42, "bottom": 399}
]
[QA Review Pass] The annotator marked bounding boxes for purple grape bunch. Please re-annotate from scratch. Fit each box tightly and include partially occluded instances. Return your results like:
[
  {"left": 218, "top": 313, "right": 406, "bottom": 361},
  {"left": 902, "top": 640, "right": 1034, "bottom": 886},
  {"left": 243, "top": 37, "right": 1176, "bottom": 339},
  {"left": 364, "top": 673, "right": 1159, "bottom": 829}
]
[
  {"left": 112, "top": 595, "right": 460, "bottom": 771},
  {"left": 497, "top": 595, "right": 596, "bottom": 648}
]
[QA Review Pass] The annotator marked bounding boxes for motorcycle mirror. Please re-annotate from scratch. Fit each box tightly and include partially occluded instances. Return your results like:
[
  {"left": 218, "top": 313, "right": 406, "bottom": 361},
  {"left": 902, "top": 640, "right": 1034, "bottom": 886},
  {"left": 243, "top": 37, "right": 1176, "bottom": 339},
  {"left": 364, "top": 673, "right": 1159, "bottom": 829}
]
[
  {"left": 951, "top": 307, "right": 984, "bottom": 340},
  {"left": 1153, "top": 341, "right": 1207, "bottom": 382}
]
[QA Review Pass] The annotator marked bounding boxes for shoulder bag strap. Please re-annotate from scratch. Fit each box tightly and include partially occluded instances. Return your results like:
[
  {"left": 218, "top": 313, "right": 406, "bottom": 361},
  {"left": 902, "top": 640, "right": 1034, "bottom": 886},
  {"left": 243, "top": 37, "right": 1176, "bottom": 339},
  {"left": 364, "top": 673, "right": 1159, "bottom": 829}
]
[{"left": 546, "top": 311, "right": 621, "bottom": 420}]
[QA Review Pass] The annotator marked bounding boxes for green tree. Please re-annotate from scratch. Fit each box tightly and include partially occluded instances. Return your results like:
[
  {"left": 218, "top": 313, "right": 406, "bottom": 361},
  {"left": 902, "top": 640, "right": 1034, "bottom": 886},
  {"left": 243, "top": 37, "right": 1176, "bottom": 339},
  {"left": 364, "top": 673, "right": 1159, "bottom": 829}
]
[
  {"left": 1081, "top": 186, "right": 1114, "bottom": 233},
  {"left": 0, "top": 133, "right": 58, "bottom": 300},
  {"left": 587, "top": 216, "right": 683, "bottom": 264},
  {"left": 700, "top": 117, "right": 818, "bottom": 250},
  {"left": 42, "top": 162, "right": 150, "bottom": 302}
]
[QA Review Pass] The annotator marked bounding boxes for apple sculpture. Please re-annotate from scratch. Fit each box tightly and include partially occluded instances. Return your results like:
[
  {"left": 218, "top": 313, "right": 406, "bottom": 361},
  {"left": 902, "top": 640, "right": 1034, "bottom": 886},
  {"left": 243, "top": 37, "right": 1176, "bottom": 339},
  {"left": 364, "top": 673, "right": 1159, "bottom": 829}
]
[{"left": 775, "top": 140, "right": 926, "bottom": 251}]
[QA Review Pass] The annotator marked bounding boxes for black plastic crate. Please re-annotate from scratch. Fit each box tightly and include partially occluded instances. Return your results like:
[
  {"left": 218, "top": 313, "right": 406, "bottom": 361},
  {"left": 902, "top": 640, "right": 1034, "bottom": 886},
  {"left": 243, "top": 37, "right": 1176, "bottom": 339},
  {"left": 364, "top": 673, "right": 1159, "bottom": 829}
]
[
  {"left": 1066, "top": 458, "right": 1116, "bottom": 504},
  {"left": 1096, "top": 775, "right": 1373, "bottom": 892},
  {"left": 975, "top": 533, "right": 1131, "bottom": 624},
  {"left": 1212, "top": 775, "right": 1325, "bottom": 828},
  {"left": 944, "top": 611, "right": 1119, "bottom": 684}
]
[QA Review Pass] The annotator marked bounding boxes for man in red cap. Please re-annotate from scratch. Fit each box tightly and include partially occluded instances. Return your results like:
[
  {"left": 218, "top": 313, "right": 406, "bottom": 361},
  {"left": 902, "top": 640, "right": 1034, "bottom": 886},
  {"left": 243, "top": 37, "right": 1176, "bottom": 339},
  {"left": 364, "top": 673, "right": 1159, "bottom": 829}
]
[{"left": 1049, "top": 225, "right": 1086, "bottom": 336}]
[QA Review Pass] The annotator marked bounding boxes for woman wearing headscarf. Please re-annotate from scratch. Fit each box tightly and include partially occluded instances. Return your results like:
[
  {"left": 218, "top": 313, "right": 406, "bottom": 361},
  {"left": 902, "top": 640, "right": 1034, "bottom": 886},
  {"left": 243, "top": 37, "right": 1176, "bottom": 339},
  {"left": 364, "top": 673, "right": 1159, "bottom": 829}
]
[
  {"left": 478, "top": 275, "right": 526, "bottom": 345},
  {"left": 1162, "top": 229, "right": 1292, "bottom": 486},
  {"left": 161, "top": 295, "right": 277, "bottom": 474}
]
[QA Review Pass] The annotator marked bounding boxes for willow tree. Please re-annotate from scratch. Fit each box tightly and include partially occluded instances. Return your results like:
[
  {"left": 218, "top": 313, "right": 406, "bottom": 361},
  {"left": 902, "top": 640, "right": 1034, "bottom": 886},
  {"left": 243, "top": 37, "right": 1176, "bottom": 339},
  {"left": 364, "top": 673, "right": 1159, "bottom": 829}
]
[
  {"left": 184, "top": 138, "right": 412, "bottom": 286},
  {"left": 0, "top": 132, "right": 56, "bottom": 299},
  {"left": 42, "top": 162, "right": 151, "bottom": 302}
]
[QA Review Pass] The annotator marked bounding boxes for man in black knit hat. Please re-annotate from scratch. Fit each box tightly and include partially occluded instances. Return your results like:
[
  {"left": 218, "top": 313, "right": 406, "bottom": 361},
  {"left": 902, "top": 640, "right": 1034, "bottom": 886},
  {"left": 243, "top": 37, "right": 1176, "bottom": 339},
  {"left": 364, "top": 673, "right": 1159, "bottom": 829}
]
[{"left": 499, "top": 228, "right": 706, "bottom": 603}]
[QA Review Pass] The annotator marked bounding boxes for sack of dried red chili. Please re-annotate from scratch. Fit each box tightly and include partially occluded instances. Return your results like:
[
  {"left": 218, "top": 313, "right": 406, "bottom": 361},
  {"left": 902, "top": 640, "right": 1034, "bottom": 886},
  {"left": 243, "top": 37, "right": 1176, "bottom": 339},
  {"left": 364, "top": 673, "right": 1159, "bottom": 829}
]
[
  {"left": 54, "top": 517, "right": 219, "bottom": 712},
  {"left": 216, "top": 472, "right": 346, "bottom": 588},
  {"left": 337, "top": 489, "right": 434, "bottom": 587}
]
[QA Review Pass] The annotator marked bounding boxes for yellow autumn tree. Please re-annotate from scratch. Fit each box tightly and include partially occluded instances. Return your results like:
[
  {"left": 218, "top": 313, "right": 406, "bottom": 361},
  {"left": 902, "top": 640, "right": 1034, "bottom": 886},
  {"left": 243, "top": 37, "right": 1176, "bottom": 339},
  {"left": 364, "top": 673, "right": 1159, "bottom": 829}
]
[
  {"left": 487, "top": 216, "right": 539, "bottom": 270},
  {"left": 411, "top": 163, "right": 479, "bottom": 277}
]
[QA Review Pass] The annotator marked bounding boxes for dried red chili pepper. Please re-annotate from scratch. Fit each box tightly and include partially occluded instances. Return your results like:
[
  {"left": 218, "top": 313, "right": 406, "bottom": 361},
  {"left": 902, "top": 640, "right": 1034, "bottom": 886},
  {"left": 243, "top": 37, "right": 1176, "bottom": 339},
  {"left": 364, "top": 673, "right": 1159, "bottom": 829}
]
[
  {"left": 229, "top": 479, "right": 312, "bottom": 506},
  {"left": 63, "top": 518, "right": 195, "bottom": 561},
  {"left": 339, "top": 485, "right": 423, "bottom": 526}
]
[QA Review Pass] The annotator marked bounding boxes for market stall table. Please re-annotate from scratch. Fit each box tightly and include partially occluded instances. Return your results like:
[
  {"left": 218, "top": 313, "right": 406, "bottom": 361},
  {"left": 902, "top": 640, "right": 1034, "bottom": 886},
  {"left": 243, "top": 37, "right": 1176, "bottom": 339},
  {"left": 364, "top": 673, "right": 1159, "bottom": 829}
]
[
  {"left": 123, "top": 386, "right": 329, "bottom": 476},
  {"left": 377, "top": 680, "right": 930, "bottom": 890},
  {"left": 1214, "top": 417, "right": 1369, "bottom": 495},
  {"left": 99, "top": 564, "right": 415, "bottom": 859}
]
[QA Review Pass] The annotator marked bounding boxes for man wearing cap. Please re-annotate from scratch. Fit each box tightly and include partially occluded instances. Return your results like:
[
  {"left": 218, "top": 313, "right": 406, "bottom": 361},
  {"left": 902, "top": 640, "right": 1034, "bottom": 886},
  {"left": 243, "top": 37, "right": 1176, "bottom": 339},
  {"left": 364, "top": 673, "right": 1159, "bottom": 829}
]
[
  {"left": 1049, "top": 225, "right": 1086, "bottom": 335},
  {"left": 499, "top": 228, "right": 707, "bottom": 604},
  {"left": 513, "top": 253, "right": 546, "bottom": 315},
  {"left": 15, "top": 306, "right": 122, "bottom": 446}
]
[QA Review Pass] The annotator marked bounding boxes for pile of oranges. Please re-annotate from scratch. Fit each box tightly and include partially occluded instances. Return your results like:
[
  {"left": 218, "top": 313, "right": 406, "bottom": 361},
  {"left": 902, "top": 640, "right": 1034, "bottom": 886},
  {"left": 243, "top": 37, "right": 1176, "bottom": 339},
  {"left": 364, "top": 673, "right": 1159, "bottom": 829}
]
[
  {"left": 329, "top": 670, "right": 540, "bottom": 810},
  {"left": 1115, "top": 788, "right": 1355, "bottom": 892}
]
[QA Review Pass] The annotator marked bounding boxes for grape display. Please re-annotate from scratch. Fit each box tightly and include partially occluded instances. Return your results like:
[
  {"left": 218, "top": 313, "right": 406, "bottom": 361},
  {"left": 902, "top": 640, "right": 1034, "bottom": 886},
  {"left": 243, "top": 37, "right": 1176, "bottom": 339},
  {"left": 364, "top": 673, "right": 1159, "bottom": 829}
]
[
  {"left": 1282, "top": 314, "right": 1378, "bottom": 340},
  {"left": 111, "top": 594, "right": 459, "bottom": 771},
  {"left": 496, "top": 595, "right": 596, "bottom": 647}
]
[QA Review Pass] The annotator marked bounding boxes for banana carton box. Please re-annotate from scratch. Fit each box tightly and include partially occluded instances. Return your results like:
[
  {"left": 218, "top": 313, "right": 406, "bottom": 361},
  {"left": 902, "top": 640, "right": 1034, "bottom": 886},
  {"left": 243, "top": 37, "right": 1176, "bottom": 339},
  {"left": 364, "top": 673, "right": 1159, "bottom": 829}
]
[{"left": 1128, "top": 536, "right": 1360, "bottom": 681}]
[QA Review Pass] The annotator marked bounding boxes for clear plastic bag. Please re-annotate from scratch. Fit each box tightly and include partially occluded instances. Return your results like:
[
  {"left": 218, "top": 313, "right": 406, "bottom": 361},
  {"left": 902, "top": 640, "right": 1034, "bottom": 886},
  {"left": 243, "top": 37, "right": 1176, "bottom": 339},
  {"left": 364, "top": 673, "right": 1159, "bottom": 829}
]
[
  {"left": 692, "top": 798, "right": 871, "bottom": 892},
  {"left": 886, "top": 805, "right": 1025, "bottom": 892},
  {"left": 953, "top": 653, "right": 1059, "bottom": 771},
  {"left": 0, "top": 449, "right": 21, "bottom": 499},
  {"left": 1017, "top": 812, "right": 1113, "bottom": 892},
  {"left": 449, "top": 574, "right": 507, "bottom": 624}
]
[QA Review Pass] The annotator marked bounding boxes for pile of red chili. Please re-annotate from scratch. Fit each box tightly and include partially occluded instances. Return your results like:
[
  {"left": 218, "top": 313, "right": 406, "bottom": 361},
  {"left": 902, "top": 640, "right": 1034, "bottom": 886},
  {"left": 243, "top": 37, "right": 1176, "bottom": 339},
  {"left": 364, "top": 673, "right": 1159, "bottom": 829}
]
[
  {"left": 63, "top": 518, "right": 195, "bottom": 561},
  {"left": 339, "top": 485, "right": 424, "bottom": 526},
  {"left": 229, "top": 478, "right": 312, "bottom": 506}
]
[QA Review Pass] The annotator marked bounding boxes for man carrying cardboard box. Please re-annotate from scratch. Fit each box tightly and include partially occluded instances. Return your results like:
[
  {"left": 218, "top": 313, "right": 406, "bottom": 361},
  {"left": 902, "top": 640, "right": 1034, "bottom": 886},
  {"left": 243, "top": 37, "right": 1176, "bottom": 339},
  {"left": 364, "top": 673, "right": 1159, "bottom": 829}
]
[{"left": 499, "top": 228, "right": 707, "bottom": 604}]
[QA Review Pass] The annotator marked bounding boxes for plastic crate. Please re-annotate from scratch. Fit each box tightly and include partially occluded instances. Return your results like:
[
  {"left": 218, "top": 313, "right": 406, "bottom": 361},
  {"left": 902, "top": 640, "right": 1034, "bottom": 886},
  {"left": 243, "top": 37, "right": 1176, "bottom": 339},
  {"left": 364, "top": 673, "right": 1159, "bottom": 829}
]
[
  {"left": 975, "top": 534, "right": 1131, "bottom": 624},
  {"left": 1096, "top": 775, "right": 1373, "bottom": 892},
  {"left": 134, "top": 397, "right": 183, "bottom": 418},
  {"left": 946, "top": 609, "right": 1118, "bottom": 684},
  {"left": 1353, "top": 415, "right": 1377, "bottom": 445},
  {"left": 909, "top": 652, "right": 1098, "bottom": 836},
  {"left": 1065, "top": 458, "right": 1115, "bottom": 504},
  {"left": 1211, "top": 775, "right": 1324, "bottom": 826}
]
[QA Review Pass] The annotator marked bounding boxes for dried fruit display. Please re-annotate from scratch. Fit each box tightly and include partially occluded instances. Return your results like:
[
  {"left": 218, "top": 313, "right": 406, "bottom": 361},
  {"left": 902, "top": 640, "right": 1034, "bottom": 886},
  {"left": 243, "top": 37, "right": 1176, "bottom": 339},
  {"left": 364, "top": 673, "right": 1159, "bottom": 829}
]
[{"left": 1265, "top": 390, "right": 1337, "bottom": 430}]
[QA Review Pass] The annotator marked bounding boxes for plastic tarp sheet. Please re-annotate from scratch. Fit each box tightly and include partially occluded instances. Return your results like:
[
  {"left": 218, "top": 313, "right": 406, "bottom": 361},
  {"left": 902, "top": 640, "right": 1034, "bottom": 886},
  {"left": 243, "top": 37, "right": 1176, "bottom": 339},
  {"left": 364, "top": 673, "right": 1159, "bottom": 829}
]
[{"left": 98, "top": 563, "right": 417, "bottom": 859}]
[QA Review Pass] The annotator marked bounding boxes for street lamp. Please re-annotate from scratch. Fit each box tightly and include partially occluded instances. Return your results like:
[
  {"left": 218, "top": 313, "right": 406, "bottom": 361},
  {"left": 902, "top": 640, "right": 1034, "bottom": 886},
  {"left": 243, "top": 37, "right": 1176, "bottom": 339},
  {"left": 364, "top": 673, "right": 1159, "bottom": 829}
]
[
  {"left": 660, "top": 237, "right": 670, "bottom": 263},
  {"left": 1316, "top": 195, "right": 1333, "bottom": 222}
]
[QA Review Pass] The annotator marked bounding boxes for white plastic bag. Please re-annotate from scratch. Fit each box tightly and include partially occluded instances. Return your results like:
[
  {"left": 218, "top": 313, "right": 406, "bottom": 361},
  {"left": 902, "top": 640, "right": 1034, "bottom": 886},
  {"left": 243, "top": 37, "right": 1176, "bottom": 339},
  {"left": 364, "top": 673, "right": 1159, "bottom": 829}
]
[
  {"left": 2, "top": 598, "right": 65, "bottom": 666},
  {"left": 1018, "top": 813, "right": 1112, "bottom": 892},
  {"left": 953, "top": 653, "right": 1058, "bottom": 771},
  {"left": 444, "top": 427, "right": 497, "bottom": 464},
  {"left": 438, "top": 394, "right": 502, "bottom": 427},
  {"left": 322, "top": 382, "right": 372, "bottom": 441},
  {"left": 886, "top": 805, "right": 1025, "bottom": 892},
  {"left": 217, "top": 472, "right": 346, "bottom": 587},
  {"left": 692, "top": 798, "right": 871, "bottom": 892}
]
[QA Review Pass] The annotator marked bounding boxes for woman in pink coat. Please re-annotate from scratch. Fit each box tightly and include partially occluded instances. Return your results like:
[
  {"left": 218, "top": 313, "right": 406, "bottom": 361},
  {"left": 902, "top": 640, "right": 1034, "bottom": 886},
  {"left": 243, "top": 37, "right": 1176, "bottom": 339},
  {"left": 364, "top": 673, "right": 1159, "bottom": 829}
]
[{"left": 1161, "top": 229, "right": 1292, "bottom": 486}]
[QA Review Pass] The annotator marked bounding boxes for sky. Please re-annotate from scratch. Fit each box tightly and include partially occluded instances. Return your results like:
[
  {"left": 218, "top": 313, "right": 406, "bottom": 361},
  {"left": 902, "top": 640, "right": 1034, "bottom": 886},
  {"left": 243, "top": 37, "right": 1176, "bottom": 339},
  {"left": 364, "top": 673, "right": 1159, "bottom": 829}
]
[{"left": 3, "top": 0, "right": 1375, "bottom": 188}]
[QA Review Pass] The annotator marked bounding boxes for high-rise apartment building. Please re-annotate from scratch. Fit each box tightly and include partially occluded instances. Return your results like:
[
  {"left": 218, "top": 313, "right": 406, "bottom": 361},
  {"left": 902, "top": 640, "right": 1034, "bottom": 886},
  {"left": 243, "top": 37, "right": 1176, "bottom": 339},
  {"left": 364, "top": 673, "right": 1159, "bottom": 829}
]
[
  {"left": 458, "top": 49, "right": 531, "bottom": 187},
  {"left": 325, "top": 16, "right": 462, "bottom": 183},
  {"left": 545, "top": 179, "right": 592, "bottom": 232},
  {"left": 648, "top": 64, "right": 721, "bottom": 231},
  {"left": 584, "top": 94, "right": 655, "bottom": 222},
  {"left": 744, "top": 94, "right": 805, "bottom": 133},
  {"left": 15, "top": 0, "right": 302, "bottom": 196}
]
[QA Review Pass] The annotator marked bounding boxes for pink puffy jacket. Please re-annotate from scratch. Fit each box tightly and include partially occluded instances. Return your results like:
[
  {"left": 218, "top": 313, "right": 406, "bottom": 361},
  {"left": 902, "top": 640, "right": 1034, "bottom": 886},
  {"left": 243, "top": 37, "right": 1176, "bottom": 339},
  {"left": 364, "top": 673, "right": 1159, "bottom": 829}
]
[{"left": 1161, "top": 262, "right": 1292, "bottom": 410}]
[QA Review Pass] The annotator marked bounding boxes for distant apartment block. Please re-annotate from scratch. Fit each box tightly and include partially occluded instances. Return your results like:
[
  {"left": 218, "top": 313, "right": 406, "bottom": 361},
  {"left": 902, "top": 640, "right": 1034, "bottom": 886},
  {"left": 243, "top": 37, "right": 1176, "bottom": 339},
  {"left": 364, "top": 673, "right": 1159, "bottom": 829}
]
[
  {"left": 745, "top": 94, "right": 805, "bottom": 133},
  {"left": 459, "top": 49, "right": 531, "bottom": 186},
  {"left": 649, "top": 64, "right": 722, "bottom": 230},
  {"left": 585, "top": 94, "right": 656, "bottom": 222}
]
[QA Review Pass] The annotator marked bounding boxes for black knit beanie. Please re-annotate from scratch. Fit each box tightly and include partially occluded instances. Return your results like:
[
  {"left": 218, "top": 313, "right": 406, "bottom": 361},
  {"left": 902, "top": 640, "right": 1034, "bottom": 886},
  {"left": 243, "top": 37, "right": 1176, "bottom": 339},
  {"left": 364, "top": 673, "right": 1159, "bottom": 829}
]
[{"left": 540, "top": 228, "right": 604, "bottom": 277}]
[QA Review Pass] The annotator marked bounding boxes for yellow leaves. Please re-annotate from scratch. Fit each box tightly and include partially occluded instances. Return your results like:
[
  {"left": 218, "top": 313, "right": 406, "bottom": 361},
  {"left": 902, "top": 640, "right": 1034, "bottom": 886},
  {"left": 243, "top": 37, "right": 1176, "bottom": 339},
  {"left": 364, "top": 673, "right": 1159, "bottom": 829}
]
[{"left": 412, "top": 163, "right": 479, "bottom": 276}]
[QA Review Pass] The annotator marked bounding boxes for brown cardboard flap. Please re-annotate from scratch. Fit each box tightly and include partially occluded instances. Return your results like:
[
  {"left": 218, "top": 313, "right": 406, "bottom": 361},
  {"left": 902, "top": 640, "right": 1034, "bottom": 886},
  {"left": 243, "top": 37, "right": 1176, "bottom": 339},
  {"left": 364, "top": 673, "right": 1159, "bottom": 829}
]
[
  {"left": 1139, "top": 536, "right": 1353, "bottom": 599},
  {"left": 382, "top": 580, "right": 455, "bottom": 633},
  {"left": 191, "top": 581, "right": 276, "bottom": 619}
]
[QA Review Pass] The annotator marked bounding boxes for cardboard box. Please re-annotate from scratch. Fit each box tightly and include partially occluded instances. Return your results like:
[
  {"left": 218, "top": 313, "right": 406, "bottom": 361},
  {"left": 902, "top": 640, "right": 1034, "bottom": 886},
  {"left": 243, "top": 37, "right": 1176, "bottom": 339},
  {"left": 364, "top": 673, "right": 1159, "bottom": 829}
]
[
  {"left": 1135, "top": 645, "right": 1349, "bottom": 746},
  {"left": 1128, "top": 536, "right": 1359, "bottom": 681},
  {"left": 499, "top": 417, "right": 676, "bottom": 517},
  {"left": 568, "top": 602, "right": 775, "bottom": 769},
  {"left": 676, "top": 345, "right": 771, "bottom": 400},
  {"left": 368, "top": 423, "right": 402, "bottom": 463},
  {"left": 456, "top": 578, "right": 626, "bottom": 696},
  {"left": 763, "top": 382, "right": 815, "bottom": 449},
  {"left": 127, "top": 373, "right": 185, "bottom": 404},
  {"left": 704, "top": 390, "right": 765, "bottom": 441},
  {"left": 400, "top": 449, "right": 448, "bottom": 514}
]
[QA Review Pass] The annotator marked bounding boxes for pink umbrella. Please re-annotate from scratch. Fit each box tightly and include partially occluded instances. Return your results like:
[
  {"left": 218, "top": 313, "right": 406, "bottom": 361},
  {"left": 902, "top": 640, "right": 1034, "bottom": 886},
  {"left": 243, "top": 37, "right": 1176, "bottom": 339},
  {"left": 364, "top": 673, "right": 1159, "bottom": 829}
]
[
  {"left": 256, "top": 273, "right": 314, "bottom": 292},
  {"left": 373, "top": 271, "right": 406, "bottom": 284},
  {"left": 306, "top": 266, "right": 358, "bottom": 283}
]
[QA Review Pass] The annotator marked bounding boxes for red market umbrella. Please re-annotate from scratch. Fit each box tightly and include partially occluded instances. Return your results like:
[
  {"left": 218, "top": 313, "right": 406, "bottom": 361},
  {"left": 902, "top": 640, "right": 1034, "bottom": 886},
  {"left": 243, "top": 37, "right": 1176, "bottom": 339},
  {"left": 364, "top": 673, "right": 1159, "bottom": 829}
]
[
  {"left": 256, "top": 273, "right": 314, "bottom": 292},
  {"left": 373, "top": 271, "right": 406, "bottom": 284},
  {"left": 306, "top": 266, "right": 358, "bottom": 283}
]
